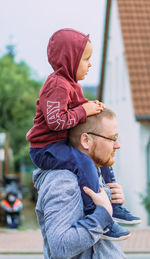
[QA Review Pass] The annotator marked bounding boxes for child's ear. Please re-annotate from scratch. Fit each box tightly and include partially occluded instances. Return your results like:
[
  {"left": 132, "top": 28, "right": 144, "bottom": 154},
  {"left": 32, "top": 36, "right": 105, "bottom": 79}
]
[{"left": 80, "top": 133, "right": 93, "bottom": 150}]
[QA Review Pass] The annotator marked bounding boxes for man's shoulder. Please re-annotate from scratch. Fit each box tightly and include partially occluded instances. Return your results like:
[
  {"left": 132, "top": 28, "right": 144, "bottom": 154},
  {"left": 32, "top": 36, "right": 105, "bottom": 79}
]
[
  {"left": 50, "top": 168, "right": 77, "bottom": 180},
  {"left": 36, "top": 168, "right": 79, "bottom": 190},
  {"left": 35, "top": 169, "right": 82, "bottom": 211}
]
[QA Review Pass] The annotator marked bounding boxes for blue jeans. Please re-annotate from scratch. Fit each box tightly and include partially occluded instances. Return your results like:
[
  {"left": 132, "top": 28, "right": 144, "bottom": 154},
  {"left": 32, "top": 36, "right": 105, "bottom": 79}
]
[
  {"left": 30, "top": 140, "right": 100, "bottom": 214},
  {"left": 101, "top": 166, "right": 116, "bottom": 183},
  {"left": 101, "top": 166, "right": 121, "bottom": 209}
]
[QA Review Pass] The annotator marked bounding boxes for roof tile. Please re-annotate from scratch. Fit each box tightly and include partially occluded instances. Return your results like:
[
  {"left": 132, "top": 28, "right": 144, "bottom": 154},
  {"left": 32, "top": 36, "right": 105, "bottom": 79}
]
[{"left": 117, "top": 0, "right": 150, "bottom": 116}]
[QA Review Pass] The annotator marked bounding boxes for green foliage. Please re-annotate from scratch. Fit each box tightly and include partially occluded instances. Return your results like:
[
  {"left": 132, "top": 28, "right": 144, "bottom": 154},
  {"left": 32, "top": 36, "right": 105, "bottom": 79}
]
[
  {"left": 83, "top": 87, "right": 97, "bottom": 101},
  {"left": 140, "top": 184, "right": 150, "bottom": 214},
  {"left": 5, "top": 43, "right": 16, "bottom": 58},
  {"left": 0, "top": 52, "right": 42, "bottom": 167}
]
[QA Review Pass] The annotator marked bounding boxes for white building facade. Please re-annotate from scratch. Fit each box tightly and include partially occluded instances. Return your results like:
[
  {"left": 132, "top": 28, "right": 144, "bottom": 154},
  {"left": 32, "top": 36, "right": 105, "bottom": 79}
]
[{"left": 101, "top": 0, "right": 150, "bottom": 226}]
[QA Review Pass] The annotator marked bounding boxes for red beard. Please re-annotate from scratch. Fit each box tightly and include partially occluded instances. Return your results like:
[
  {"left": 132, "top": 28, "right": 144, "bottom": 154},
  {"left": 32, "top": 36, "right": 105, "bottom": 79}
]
[{"left": 90, "top": 141, "right": 115, "bottom": 167}]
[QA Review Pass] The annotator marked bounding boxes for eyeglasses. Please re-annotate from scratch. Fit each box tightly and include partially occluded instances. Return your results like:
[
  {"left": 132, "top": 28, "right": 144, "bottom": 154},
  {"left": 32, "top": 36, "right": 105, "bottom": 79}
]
[{"left": 86, "top": 132, "right": 118, "bottom": 142}]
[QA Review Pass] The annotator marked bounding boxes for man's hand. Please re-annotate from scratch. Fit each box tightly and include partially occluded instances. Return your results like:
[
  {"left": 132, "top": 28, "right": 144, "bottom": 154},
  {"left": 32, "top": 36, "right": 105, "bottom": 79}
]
[
  {"left": 83, "top": 186, "right": 113, "bottom": 216},
  {"left": 82, "top": 101, "right": 104, "bottom": 117},
  {"left": 106, "top": 183, "right": 125, "bottom": 204}
]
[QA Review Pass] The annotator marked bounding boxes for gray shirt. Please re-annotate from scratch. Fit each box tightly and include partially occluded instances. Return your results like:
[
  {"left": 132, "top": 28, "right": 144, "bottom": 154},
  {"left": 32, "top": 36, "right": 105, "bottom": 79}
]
[{"left": 33, "top": 169, "right": 126, "bottom": 259}]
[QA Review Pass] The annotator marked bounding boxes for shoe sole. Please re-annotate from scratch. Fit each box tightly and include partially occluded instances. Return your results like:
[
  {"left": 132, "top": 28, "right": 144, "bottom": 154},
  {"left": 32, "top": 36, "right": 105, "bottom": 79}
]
[
  {"left": 113, "top": 217, "right": 142, "bottom": 225},
  {"left": 101, "top": 232, "right": 131, "bottom": 241}
]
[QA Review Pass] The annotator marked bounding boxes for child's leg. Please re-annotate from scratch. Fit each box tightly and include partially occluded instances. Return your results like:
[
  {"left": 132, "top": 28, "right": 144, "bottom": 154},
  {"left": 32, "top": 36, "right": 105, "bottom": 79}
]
[
  {"left": 29, "top": 140, "right": 74, "bottom": 170},
  {"left": 31, "top": 143, "right": 131, "bottom": 239},
  {"left": 30, "top": 140, "right": 99, "bottom": 214},
  {"left": 99, "top": 171, "right": 131, "bottom": 240},
  {"left": 75, "top": 153, "right": 99, "bottom": 214},
  {"left": 49, "top": 141, "right": 100, "bottom": 214},
  {"left": 100, "top": 167, "right": 120, "bottom": 207},
  {"left": 101, "top": 166, "right": 116, "bottom": 183},
  {"left": 101, "top": 166, "right": 141, "bottom": 225}
]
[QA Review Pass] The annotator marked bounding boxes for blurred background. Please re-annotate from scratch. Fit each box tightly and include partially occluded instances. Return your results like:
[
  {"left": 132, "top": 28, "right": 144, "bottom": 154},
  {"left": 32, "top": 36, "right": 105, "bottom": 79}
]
[
  {"left": 0, "top": 0, "right": 150, "bottom": 257},
  {"left": 0, "top": 0, "right": 105, "bottom": 230}
]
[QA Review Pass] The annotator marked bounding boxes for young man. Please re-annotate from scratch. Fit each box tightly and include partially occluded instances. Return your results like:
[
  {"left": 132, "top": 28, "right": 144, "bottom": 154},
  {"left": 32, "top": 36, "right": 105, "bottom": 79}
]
[{"left": 33, "top": 109, "right": 128, "bottom": 258}]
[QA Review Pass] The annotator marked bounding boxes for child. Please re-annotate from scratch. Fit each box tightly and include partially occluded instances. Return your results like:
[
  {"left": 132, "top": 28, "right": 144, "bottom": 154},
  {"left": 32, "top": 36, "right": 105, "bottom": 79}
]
[{"left": 26, "top": 29, "right": 137, "bottom": 241}]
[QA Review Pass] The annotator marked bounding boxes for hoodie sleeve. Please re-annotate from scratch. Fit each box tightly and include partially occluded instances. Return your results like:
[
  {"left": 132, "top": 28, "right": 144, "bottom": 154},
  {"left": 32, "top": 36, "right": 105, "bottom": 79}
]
[
  {"left": 39, "top": 170, "right": 113, "bottom": 259},
  {"left": 39, "top": 85, "right": 87, "bottom": 131}
]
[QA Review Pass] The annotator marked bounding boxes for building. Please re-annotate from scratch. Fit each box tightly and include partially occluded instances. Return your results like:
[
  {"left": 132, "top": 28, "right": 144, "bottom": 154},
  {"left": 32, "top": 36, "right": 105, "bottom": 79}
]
[{"left": 98, "top": 0, "right": 150, "bottom": 226}]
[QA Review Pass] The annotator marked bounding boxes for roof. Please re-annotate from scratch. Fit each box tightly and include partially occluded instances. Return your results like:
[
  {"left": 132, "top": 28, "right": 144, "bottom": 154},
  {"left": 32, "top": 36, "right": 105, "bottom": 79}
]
[{"left": 98, "top": 0, "right": 150, "bottom": 120}]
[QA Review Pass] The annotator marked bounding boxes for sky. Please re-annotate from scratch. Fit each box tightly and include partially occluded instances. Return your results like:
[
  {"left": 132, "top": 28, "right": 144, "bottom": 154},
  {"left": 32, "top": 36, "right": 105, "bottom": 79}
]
[{"left": 0, "top": 0, "right": 106, "bottom": 86}]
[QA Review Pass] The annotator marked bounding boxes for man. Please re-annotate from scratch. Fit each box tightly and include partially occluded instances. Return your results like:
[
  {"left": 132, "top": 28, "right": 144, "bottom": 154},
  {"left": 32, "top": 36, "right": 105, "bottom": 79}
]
[{"left": 33, "top": 108, "right": 126, "bottom": 258}]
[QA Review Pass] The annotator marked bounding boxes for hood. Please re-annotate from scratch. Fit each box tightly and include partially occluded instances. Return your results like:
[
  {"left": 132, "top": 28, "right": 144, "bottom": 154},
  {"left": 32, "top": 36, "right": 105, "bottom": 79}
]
[
  {"left": 33, "top": 168, "right": 51, "bottom": 191},
  {"left": 47, "top": 28, "right": 89, "bottom": 82}
]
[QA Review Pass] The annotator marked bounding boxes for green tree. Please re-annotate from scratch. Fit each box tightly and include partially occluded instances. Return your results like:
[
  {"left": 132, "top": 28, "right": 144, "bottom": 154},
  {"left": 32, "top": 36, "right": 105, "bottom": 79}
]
[
  {"left": 83, "top": 86, "right": 97, "bottom": 101},
  {"left": 83, "top": 89, "right": 96, "bottom": 100},
  {"left": 0, "top": 47, "right": 42, "bottom": 169},
  {"left": 5, "top": 43, "right": 16, "bottom": 58},
  {"left": 141, "top": 184, "right": 150, "bottom": 215}
]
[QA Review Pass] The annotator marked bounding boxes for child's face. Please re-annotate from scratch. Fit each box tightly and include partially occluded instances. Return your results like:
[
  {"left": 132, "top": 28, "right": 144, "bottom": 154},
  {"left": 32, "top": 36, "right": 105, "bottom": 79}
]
[{"left": 76, "top": 41, "right": 93, "bottom": 81}]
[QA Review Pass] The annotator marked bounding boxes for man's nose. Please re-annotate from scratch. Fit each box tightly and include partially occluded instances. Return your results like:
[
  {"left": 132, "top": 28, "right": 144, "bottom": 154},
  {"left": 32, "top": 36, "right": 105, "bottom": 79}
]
[{"left": 114, "top": 140, "right": 120, "bottom": 149}]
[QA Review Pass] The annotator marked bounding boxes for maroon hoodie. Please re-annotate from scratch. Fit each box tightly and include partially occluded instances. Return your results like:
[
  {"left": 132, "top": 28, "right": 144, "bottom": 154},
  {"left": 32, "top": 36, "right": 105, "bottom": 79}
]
[{"left": 26, "top": 29, "right": 89, "bottom": 148}]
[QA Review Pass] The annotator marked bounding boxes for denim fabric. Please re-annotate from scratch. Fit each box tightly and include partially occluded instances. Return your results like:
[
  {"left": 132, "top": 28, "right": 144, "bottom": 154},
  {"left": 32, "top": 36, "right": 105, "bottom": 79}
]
[
  {"left": 98, "top": 168, "right": 111, "bottom": 200},
  {"left": 101, "top": 167, "right": 123, "bottom": 209},
  {"left": 101, "top": 166, "right": 116, "bottom": 183},
  {"left": 33, "top": 169, "right": 126, "bottom": 259},
  {"left": 30, "top": 140, "right": 99, "bottom": 214}
]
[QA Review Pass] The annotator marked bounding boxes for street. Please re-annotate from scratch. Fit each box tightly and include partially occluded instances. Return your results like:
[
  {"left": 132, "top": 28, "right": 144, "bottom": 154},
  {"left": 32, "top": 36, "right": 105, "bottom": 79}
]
[
  {"left": 128, "top": 256, "right": 150, "bottom": 259},
  {"left": 0, "top": 198, "right": 150, "bottom": 259},
  {"left": 0, "top": 255, "right": 43, "bottom": 259},
  {"left": 0, "top": 254, "right": 150, "bottom": 259}
]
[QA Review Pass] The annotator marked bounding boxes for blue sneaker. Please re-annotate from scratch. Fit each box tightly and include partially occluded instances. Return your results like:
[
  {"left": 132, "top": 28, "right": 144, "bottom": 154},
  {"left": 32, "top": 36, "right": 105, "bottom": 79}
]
[
  {"left": 102, "top": 221, "right": 131, "bottom": 241},
  {"left": 113, "top": 204, "right": 141, "bottom": 225}
]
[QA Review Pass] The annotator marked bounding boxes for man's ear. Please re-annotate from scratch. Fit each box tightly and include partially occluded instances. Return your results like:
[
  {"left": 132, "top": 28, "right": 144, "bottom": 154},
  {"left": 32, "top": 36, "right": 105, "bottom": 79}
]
[{"left": 80, "top": 133, "right": 93, "bottom": 150}]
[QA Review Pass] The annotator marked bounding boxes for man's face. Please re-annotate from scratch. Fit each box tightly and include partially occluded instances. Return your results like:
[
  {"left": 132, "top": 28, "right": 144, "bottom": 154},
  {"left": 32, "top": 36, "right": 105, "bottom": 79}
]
[
  {"left": 89, "top": 117, "right": 120, "bottom": 167},
  {"left": 76, "top": 41, "right": 92, "bottom": 81}
]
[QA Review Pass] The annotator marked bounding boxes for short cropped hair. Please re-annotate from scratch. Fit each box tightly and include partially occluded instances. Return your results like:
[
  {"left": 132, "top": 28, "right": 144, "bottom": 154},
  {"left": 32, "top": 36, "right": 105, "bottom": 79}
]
[{"left": 69, "top": 108, "right": 116, "bottom": 148}]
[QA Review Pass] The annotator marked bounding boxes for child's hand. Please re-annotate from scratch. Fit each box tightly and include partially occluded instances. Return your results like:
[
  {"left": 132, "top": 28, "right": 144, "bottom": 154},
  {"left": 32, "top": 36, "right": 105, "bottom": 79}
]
[
  {"left": 89, "top": 100, "right": 106, "bottom": 108},
  {"left": 82, "top": 101, "right": 105, "bottom": 117},
  {"left": 83, "top": 186, "right": 113, "bottom": 216}
]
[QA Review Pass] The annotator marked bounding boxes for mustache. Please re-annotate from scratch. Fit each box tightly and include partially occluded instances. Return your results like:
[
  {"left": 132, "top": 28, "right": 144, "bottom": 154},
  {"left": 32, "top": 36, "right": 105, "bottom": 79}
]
[{"left": 90, "top": 142, "right": 115, "bottom": 167}]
